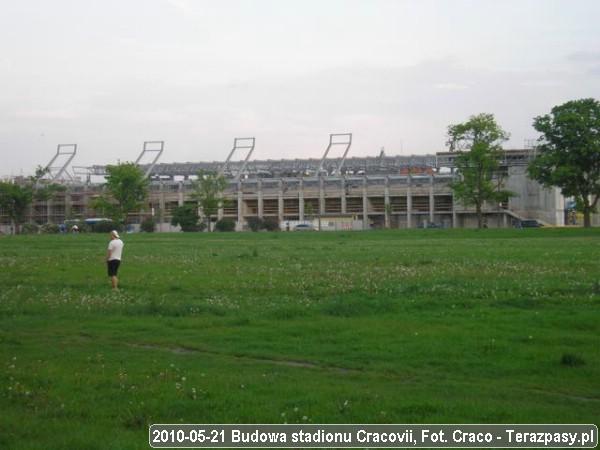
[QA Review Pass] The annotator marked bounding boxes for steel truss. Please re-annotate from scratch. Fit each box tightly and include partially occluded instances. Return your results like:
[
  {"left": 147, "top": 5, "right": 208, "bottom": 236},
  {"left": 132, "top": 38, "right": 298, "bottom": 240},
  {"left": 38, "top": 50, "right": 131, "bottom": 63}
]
[
  {"left": 43, "top": 144, "right": 77, "bottom": 181},
  {"left": 317, "top": 133, "right": 352, "bottom": 176}
]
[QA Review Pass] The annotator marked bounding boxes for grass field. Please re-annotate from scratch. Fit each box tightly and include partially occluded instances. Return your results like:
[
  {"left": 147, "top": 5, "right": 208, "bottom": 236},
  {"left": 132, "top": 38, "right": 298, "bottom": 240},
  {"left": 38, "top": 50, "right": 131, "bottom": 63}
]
[{"left": 1, "top": 228, "right": 599, "bottom": 449}]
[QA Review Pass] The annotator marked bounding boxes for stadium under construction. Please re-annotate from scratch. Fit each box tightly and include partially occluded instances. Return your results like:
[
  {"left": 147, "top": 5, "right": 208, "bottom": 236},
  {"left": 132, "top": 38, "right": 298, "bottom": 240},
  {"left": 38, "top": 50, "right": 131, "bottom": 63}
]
[{"left": 1, "top": 134, "right": 580, "bottom": 233}]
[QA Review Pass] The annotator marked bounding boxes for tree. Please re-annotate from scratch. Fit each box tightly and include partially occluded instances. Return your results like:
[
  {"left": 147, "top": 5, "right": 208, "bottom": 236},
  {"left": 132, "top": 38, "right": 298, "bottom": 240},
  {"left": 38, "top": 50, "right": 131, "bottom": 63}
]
[
  {"left": 304, "top": 201, "right": 321, "bottom": 230},
  {"left": 171, "top": 204, "right": 200, "bottom": 232},
  {"left": 528, "top": 98, "right": 600, "bottom": 227},
  {"left": 92, "top": 163, "right": 149, "bottom": 225},
  {"left": 0, "top": 182, "right": 32, "bottom": 234},
  {"left": 31, "top": 166, "right": 66, "bottom": 224},
  {"left": 0, "top": 167, "right": 65, "bottom": 233},
  {"left": 192, "top": 171, "right": 229, "bottom": 232},
  {"left": 447, "top": 113, "right": 514, "bottom": 228}
]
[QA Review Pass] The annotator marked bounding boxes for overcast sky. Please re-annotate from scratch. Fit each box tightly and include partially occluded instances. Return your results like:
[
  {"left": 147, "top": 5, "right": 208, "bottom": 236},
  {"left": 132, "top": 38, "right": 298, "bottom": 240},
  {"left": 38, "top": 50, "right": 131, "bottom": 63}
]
[{"left": 1, "top": 0, "right": 599, "bottom": 176}]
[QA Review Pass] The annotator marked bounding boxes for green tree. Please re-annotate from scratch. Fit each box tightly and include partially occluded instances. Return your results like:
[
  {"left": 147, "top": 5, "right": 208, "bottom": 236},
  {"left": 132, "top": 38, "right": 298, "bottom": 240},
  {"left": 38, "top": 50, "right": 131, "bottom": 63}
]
[
  {"left": 192, "top": 171, "right": 229, "bottom": 232},
  {"left": 0, "top": 182, "right": 33, "bottom": 234},
  {"left": 0, "top": 167, "right": 66, "bottom": 233},
  {"left": 303, "top": 201, "right": 321, "bottom": 230},
  {"left": 528, "top": 98, "right": 600, "bottom": 228},
  {"left": 31, "top": 166, "right": 66, "bottom": 223},
  {"left": 447, "top": 113, "right": 514, "bottom": 228},
  {"left": 171, "top": 204, "right": 200, "bottom": 232},
  {"left": 92, "top": 163, "right": 149, "bottom": 225}
]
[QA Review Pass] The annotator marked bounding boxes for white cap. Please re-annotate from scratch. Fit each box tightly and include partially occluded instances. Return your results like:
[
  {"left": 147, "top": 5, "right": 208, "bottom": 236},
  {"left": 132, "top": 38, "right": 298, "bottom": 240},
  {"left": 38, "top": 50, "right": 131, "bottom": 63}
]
[{"left": 111, "top": 230, "right": 120, "bottom": 239}]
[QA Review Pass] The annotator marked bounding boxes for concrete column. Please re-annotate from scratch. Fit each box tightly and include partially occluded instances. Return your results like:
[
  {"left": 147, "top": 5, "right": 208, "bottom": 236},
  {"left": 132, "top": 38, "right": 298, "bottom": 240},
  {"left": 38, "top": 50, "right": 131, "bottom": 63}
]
[
  {"left": 555, "top": 187, "right": 565, "bottom": 226},
  {"left": 341, "top": 177, "right": 347, "bottom": 214},
  {"left": 407, "top": 177, "right": 412, "bottom": 228},
  {"left": 384, "top": 176, "right": 390, "bottom": 229},
  {"left": 278, "top": 180, "right": 284, "bottom": 223},
  {"left": 237, "top": 181, "right": 243, "bottom": 230},
  {"left": 178, "top": 182, "right": 184, "bottom": 206},
  {"left": 362, "top": 177, "right": 368, "bottom": 230},
  {"left": 159, "top": 183, "right": 166, "bottom": 227},
  {"left": 429, "top": 175, "right": 434, "bottom": 224},
  {"left": 319, "top": 176, "right": 325, "bottom": 215},
  {"left": 257, "top": 179, "right": 263, "bottom": 219},
  {"left": 299, "top": 180, "right": 305, "bottom": 221}
]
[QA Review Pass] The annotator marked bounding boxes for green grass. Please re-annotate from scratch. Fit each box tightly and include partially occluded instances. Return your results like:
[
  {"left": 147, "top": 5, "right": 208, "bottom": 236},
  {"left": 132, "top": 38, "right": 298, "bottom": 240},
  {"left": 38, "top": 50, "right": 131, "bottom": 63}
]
[{"left": 1, "top": 228, "right": 599, "bottom": 449}]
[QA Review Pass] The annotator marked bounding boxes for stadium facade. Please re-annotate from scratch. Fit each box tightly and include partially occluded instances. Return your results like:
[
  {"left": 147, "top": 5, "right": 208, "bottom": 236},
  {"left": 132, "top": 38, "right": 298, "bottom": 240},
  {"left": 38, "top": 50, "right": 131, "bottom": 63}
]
[{"left": 2, "top": 139, "right": 582, "bottom": 232}]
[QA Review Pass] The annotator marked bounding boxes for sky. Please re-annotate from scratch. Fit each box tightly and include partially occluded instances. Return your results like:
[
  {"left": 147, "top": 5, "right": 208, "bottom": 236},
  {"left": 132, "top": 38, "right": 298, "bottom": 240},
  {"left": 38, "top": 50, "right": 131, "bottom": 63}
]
[{"left": 1, "top": 0, "right": 599, "bottom": 176}]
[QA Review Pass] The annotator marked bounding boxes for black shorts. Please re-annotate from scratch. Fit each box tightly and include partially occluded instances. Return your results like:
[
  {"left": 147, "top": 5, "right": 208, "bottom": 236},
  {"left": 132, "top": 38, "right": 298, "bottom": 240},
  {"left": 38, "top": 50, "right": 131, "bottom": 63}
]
[{"left": 107, "top": 259, "right": 121, "bottom": 277}]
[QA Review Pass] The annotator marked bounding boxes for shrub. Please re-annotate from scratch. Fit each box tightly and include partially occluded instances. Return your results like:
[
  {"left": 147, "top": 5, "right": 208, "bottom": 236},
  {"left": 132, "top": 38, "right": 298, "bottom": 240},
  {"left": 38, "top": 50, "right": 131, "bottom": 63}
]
[
  {"left": 171, "top": 205, "right": 199, "bottom": 232},
  {"left": 246, "top": 217, "right": 263, "bottom": 232},
  {"left": 21, "top": 223, "right": 39, "bottom": 235},
  {"left": 40, "top": 223, "right": 60, "bottom": 234},
  {"left": 215, "top": 218, "right": 236, "bottom": 232},
  {"left": 90, "top": 220, "right": 119, "bottom": 233},
  {"left": 262, "top": 217, "right": 280, "bottom": 231},
  {"left": 140, "top": 217, "right": 155, "bottom": 233}
]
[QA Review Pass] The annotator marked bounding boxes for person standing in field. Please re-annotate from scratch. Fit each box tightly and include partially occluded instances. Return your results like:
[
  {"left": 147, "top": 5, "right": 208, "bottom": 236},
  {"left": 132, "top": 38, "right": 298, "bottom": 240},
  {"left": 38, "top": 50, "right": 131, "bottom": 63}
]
[{"left": 106, "top": 230, "right": 124, "bottom": 290}]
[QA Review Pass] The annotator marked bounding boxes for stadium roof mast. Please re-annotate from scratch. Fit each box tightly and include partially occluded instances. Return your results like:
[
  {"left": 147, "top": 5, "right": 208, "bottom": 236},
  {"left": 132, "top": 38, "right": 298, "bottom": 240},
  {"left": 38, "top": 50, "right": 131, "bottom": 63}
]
[
  {"left": 317, "top": 133, "right": 352, "bottom": 176},
  {"left": 219, "top": 137, "right": 256, "bottom": 181},
  {"left": 135, "top": 141, "right": 164, "bottom": 178},
  {"left": 43, "top": 144, "right": 77, "bottom": 181}
]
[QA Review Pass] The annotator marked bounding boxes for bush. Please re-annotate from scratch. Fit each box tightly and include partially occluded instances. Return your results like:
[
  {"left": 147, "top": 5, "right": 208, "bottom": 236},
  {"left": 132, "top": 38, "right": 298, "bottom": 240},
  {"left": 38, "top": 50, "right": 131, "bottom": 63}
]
[
  {"left": 245, "top": 217, "right": 280, "bottom": 232},
  {"left": 40, "top": 223, "right": 60, "bottom": 234},
  {"left": 215, "top": 218, "right": 236, "bottom": 232},
  {"left": 90, "top": 220, "right": 119, "bottom": 233},
  {"left": 246, "top": 217, "right": 263, "bottom": 232},
  {"left": 140, "top": 217, "right": 155, "bottom": 233},
  {"left": 21, "top": 223, "right": 39, "bottom": 235},
  {"left": 171, "top": 205, "right": 199, "bottom": 232},
  {"left": 262, "top": 217, "right": 280, "bottom": 231}
]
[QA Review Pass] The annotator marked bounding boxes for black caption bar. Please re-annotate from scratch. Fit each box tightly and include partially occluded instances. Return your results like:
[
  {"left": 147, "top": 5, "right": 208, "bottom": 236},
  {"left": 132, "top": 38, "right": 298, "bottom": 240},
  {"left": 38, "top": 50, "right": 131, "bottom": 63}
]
[{"left": 149, "top": 424, "right": 597, "bottom": 448}]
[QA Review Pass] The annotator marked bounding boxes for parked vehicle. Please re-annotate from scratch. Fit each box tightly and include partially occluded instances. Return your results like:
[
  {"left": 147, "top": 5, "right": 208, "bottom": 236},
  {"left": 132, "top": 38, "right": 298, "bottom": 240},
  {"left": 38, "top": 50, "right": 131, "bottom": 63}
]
[{"left": 294, "top": 223, "right": 315, "bottom": 231}]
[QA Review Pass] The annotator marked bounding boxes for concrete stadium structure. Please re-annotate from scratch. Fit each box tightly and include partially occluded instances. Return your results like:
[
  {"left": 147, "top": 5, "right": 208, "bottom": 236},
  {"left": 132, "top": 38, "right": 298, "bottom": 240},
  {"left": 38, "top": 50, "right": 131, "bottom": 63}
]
[{"left": 2, "top": 137, "right": 582, "bottom": 232}]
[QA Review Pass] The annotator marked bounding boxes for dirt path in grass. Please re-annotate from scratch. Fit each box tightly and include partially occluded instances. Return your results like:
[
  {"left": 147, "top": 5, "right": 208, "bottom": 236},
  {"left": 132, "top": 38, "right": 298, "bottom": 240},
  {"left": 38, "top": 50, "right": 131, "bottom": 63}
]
[{"left": 126, "top": 341, "right": 365, "bottom": 374}]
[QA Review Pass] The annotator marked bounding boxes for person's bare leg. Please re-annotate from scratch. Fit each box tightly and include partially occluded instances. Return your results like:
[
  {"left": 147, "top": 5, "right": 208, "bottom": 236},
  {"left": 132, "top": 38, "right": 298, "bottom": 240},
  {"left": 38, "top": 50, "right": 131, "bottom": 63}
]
[{"left": 111, "top": 276, "right": 119, "bottom": 290}]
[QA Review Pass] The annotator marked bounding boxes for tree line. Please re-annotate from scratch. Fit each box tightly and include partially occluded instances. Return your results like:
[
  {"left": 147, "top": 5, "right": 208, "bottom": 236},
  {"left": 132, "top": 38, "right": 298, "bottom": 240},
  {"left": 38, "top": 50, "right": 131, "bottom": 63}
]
[
  {"left": 1, "top": 98, "right": 599, "bottom": 232},
  {"left": 449, "top": 98, "right": 599, "bottom": 228}
]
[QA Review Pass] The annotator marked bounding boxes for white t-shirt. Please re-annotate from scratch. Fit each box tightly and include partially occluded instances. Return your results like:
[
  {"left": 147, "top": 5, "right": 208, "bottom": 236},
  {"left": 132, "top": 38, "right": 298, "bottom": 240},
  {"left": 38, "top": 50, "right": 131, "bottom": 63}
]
[{"left": 108, "top": 239, "right": 124, "bottom": 261}]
